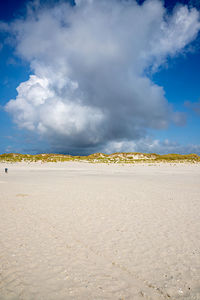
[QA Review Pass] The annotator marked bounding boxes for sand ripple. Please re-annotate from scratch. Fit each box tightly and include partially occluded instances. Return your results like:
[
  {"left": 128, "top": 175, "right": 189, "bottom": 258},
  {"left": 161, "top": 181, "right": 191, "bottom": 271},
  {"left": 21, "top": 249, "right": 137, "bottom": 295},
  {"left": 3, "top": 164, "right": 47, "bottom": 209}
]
[{"left": 0, "top": 163, "right": 200, "bottom": 299}]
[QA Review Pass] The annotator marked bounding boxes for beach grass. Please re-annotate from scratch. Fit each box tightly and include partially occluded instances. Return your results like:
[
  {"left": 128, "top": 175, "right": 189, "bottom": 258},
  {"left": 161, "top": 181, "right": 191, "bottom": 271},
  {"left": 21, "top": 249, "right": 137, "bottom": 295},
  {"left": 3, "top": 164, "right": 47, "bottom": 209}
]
[{"left": 0, "top": 152, "right": 199, "bottom": 164}]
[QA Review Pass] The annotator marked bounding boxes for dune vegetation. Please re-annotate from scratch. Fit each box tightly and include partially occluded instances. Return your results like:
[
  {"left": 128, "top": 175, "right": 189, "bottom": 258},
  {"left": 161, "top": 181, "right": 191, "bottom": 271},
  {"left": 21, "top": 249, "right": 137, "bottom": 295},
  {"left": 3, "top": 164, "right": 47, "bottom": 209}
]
[{"left": 0, "top": 152, "right": 200, "bottom": 164}]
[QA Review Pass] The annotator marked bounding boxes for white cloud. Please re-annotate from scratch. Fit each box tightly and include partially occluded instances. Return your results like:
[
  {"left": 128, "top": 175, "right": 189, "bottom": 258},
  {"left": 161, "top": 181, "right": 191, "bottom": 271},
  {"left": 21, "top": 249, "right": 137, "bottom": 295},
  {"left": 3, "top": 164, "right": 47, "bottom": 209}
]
[
  {"left": 5, "top": 0, "right": 200, "bottom": 153},
  {"left": 103, "top": 138, "right": 200, "bottom": 155},
  {"left": 7, "top": 75, "right": 105, "bottom": 144}
]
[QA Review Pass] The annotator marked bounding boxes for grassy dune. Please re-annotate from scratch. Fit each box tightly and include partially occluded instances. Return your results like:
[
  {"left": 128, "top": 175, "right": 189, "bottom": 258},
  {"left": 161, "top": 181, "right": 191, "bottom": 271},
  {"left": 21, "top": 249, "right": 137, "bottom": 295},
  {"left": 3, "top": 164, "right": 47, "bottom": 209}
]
[{"left": 0, "top": 152, "right": 200, "bottom": 163}]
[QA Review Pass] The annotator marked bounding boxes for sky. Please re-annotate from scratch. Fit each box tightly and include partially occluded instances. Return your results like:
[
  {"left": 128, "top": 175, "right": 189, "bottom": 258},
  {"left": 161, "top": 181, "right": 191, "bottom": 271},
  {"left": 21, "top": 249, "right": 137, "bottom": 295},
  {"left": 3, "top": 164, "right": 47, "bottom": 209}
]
[{"left": 0, "top": 0, "right": 200, "bottom": 155}]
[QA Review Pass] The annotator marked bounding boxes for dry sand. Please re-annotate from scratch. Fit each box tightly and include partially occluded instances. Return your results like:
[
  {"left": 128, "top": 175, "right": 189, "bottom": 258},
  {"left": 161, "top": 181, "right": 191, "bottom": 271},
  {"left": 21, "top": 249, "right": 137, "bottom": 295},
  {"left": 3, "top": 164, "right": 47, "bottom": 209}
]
[{"left": 0, "top": 162, "right": 200, "bottom": 300}]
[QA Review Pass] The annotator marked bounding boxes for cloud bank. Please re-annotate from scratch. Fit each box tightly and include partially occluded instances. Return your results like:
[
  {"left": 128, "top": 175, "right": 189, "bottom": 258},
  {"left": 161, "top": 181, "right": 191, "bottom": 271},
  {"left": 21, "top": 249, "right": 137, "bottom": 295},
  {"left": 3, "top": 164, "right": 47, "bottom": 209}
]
[
  {"left": 103, "top": 138, "right": 200, "bottom": 155},
  {"left": 5, "top": 0, "right": 200, "bottom": 153}
]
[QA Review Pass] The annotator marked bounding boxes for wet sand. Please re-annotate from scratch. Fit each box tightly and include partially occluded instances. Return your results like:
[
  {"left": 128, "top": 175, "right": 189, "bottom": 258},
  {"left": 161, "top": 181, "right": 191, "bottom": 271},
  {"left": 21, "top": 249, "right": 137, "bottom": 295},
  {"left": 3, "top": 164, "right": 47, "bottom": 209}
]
[{"left": 0, "top": 162, "right": 200, "bottom": 300}]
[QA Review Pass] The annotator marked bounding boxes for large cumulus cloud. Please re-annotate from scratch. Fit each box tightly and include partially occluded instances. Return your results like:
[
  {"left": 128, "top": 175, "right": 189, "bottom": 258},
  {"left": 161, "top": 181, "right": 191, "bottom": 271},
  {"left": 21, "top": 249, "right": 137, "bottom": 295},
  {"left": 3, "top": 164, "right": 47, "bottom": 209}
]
[{"left": 5, "top": 0, "right": 200, "bottom": 153}]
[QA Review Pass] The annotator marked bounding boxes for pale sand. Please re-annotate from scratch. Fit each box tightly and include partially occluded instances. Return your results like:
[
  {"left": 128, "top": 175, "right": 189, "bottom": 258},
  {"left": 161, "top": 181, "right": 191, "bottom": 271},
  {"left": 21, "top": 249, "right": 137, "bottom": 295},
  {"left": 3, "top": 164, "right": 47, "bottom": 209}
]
[{"left": 0, "top": 162, "right": 200, "bottom": 300}]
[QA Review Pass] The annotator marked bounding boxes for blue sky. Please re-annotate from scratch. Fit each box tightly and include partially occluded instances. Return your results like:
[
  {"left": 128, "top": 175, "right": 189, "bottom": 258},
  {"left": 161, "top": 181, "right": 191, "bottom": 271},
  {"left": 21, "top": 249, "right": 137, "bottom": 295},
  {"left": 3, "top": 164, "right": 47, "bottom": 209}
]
[
  {"left": 152, "top": 49, "right": 200, "bottom": 145},
  {"left": 0, "top": 0, "right": 200, "bottom": 155}
]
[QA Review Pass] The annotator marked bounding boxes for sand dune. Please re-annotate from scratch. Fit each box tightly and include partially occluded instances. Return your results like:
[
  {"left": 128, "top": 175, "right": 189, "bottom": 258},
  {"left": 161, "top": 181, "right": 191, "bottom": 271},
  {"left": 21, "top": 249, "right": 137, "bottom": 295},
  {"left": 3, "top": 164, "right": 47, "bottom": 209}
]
[{"left": 0, "top": 162, "right": 200, "bottom": 299}]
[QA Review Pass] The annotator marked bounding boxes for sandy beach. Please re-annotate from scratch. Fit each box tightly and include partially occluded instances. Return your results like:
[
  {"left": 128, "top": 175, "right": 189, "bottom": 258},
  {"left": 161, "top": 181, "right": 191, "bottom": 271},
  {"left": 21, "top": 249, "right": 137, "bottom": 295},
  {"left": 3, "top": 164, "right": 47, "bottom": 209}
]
[{"left": 0, "top": 162, "right": 200, "bottom": 300}]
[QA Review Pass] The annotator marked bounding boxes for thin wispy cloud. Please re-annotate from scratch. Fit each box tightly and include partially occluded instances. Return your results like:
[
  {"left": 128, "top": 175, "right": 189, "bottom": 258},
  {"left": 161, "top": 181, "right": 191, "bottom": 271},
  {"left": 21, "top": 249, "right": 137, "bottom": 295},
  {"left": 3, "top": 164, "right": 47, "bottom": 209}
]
[
  {"left": 185, "top": 99, "right": 200, "bottom": 115},
  {"left": 3, "top": 0, "right": 200, "bottom": 153}
]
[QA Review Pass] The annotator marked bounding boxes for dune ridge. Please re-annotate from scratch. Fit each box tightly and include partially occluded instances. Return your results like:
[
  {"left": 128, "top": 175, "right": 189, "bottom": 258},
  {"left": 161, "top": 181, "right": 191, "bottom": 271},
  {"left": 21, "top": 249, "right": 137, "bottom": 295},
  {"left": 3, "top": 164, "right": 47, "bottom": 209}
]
[{"left": 0, "top": 152, "right": 200, "bottom": 164}]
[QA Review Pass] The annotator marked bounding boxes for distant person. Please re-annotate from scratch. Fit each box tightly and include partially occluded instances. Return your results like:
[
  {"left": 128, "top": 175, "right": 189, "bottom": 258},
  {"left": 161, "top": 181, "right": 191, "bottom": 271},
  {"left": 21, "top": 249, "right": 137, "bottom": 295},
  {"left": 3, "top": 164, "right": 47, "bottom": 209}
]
[{"left": 5, "top": 168, "right": 8, "bottom": 173}]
